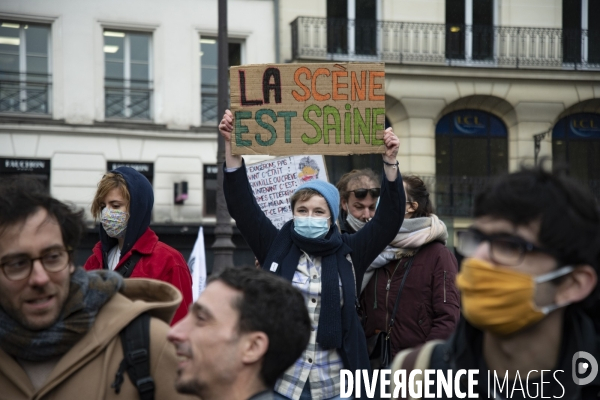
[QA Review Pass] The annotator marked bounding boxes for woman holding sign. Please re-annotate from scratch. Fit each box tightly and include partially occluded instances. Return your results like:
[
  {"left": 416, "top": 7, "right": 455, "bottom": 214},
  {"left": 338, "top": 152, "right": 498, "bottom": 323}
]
[{"left": 219, "top": 109, "right": 405, "bottom": 400}]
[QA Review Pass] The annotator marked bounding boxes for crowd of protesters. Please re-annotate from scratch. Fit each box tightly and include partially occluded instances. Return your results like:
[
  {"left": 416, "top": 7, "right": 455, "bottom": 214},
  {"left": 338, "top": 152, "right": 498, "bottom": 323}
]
[{"left": 0, "top": 108, "right": 599, "bottom": 400}]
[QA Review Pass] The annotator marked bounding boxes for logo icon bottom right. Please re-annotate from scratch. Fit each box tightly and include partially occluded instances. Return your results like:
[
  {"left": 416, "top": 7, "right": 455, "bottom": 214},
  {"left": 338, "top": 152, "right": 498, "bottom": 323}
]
[{"left": 572, "top": 351, "right": 598, "bottom": 385}]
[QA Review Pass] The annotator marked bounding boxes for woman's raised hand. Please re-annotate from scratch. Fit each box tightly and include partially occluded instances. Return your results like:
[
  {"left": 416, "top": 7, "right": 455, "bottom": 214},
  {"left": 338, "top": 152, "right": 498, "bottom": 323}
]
[
  {"left": 382, "top": 127, "right": 399, "bottom": 164},
  {"left": 220, "top": 109, "right": 243, "bottom": 168},
  {"left": 219, "top": 109, "right": 234, "bottom": 142}
]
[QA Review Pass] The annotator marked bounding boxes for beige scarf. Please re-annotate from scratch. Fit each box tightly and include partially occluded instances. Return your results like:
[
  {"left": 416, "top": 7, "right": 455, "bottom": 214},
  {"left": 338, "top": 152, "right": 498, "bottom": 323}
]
[{"left": 360, "top": 214, "right": 448, "bottom": 292}]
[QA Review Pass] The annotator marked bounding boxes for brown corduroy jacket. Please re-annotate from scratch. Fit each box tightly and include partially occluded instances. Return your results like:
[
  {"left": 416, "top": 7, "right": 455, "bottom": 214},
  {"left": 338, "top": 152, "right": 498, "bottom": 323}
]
[{"left": 0, "top": 278, "right": 196, "bottom": 400}]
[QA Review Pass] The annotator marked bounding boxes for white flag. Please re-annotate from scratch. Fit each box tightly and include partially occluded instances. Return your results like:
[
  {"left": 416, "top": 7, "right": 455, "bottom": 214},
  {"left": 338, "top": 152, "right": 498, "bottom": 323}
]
[{"left": 188, "top": 227, "right": 207, "bottom": 302}]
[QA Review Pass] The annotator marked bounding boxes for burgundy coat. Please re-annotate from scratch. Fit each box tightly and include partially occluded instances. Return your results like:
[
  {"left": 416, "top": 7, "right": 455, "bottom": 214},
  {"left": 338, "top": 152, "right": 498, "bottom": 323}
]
[
  {"left": 360, "top": 241, "right": 460, "bottom": 357},
  {"left": 84, "top": 228, "right": 193, "bottom": 325}
]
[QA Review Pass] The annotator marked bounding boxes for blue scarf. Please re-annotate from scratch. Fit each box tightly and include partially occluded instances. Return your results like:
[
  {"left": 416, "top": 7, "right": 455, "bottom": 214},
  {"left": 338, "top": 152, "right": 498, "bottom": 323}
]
[
  {"left": 262, "top": 220, "right": 352, "bottom": 349},
  {"left": 0, "top": 268, "right": 123, "bottom": 361}
]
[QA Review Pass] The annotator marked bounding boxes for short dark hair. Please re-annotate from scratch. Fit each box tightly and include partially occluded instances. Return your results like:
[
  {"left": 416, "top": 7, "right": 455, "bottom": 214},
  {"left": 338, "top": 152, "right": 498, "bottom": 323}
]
[
  {"left": 403, "top": 175, "right": 434, "bottom": 218},
  {"left": 208, "top": 266, "right": 311, "bottom": 387},
  {"left": 473, "top": 164, "right": 600, "bottom": 271},
  {"left": 0, "top": 177, "right": 86, "bottom": 251}
]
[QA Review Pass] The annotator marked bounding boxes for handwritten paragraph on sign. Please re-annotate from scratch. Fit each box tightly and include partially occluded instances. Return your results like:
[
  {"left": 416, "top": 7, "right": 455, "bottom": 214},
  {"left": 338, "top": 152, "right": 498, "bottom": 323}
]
[
  {"left": 247, "top": 155, "right": 328, "bottom": 229},
  {"left": 230, "top": 62, "right": 385, "bottom": 156}
]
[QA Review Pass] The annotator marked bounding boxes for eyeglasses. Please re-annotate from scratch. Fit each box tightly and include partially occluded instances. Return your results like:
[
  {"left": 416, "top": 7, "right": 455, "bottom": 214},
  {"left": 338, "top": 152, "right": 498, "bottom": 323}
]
[
  {"left": 456, "top": 228, "right": 555, "bottom": 266},
  {"left": 349, "top": 188, "right": 381, "bottom": 199},
  {"left": 0, "top": 248, "right": 72, "bottom": 281}
]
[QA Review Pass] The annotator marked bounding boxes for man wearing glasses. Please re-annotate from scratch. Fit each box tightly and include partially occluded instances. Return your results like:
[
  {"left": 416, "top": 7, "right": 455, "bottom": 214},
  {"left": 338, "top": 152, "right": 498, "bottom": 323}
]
[
  {"left": 0, "top": 178, "right": 193, "bottom": 400},
  {"left": 392, "top": 165, "right": 600, "bottom": 398}
]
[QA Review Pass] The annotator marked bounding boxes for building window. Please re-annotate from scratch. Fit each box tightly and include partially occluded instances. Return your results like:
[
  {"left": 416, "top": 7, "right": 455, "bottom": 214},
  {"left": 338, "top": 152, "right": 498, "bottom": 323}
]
[
  {"left": 200, "top": 37, "right": 241, "bottom": 124},
  {"left": 435, "top": 110, "right": 508, "bottom": 216},
  {"left": 589, "top": 0, "right": 600, "bottom": 64},
  {"left": 553, "top": 113, "right": 600, "bottom": 183},
  {"left": 562, "top": 0, "right": 600, "bottom": 65},
  {"left": 445, "top": 0, "right": 466, "bottom": 60},
  {"left": 203, "top": 164, "right": 218, "bottom": 216},
  {"left": 327, "top": 0, "right": 348, "bottom": 54},
  {"left": 355, "top": 0, "right": 376, "bottom": 56},
  {"left": 326, "top": 0, "right": 377, "bottom": 56},
  {"left": 472, "top": 0, "right": 493, "bottom": 60},
  {"left": 563, "top": 0, "right": 582, "bottom": 63},
  {"left": 104, "top": 30, "right": 152, "bottom": 120},
  {"left": 0, "top": 21, "right": 51, "bottom": 114},
  {"left": 445, "top": 0, "right": 494, "bottom": 61}
]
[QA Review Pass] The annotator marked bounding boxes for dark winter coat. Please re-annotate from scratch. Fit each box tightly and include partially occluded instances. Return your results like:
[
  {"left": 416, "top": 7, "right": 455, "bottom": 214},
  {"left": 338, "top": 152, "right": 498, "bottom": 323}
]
[{"left": 361, "top": 241, "right": 460, "bottom": 357}]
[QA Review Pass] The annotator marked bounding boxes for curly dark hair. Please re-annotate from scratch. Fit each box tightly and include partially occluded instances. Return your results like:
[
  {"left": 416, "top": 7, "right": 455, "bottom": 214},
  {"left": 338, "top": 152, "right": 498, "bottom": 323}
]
[{"left": 0, "top": 177, "right": 85, "bottom": 251}]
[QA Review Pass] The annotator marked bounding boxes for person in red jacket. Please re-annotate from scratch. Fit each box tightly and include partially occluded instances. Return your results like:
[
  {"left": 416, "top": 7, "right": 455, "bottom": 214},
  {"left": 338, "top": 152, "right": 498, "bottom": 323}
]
[
  {"left": 360, "top": 175, "right": 460, "bottom": 358},
  {"left": 84, "top": 167, "right": 192, "bottom": 324}
]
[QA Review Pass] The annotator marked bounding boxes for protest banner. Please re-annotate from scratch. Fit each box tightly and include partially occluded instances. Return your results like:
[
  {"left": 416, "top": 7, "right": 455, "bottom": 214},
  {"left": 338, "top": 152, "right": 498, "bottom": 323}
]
[
  {"left": 230, "top": 62, "right": 385, "bottom": 156},
  {"left": 247, "top": 155, "right": 328, "bottom": 229}
]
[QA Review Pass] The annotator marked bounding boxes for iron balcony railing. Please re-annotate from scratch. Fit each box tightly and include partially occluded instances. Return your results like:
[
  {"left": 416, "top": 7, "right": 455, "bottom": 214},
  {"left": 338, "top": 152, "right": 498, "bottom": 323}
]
[
  {"left": 421, "top": 175, "right": 600, "bottom": 218},
  {"left": 291, "top": 17, "right": 600, "bottom": 70},
  {"left": 0, "top": 73, "right": 52, "bottom": 114},
  {"left": 105, "top": 78, "right": 153, "bottom": 120}
]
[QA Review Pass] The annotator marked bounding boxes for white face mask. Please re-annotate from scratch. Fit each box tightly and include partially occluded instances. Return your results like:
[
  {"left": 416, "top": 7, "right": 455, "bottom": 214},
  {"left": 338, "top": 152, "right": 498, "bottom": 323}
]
[{"left": 346, "top": 212, "right": 369, "bottom": 231}]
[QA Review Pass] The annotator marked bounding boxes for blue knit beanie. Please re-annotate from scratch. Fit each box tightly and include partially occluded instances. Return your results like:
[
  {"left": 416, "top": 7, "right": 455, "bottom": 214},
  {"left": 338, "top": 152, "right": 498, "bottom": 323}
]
[{"left": 293, "top": 180, "right": 340, "bottom": 222}]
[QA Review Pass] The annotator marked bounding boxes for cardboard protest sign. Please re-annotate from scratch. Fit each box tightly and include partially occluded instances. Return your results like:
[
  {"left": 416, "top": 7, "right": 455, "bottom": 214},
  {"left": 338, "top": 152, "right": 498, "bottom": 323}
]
[
  {"left": 247, "top": 155, "right": 328, "bottom": 229},
  {"left": 230, "top": 62, "right": 385, "bottom": 156}
]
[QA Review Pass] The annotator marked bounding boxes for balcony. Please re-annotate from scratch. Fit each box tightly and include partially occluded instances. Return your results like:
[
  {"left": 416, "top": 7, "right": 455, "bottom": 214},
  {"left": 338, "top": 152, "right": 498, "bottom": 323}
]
[
  {"left": 422, "top": 176, "right": 600, "bottom": 218},
  {"left": 105, "top": 78, "right": 153, "bottom": 120},
  {"left": 0, "top": 73, "right": 52, "bottom": 115},
  {"left": 291, "top": 17, "right": 600, "bottom": 71}
]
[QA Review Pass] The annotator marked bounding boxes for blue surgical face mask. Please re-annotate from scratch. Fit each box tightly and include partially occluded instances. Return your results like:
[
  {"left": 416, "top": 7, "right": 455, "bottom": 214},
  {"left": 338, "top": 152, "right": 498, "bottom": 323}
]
[{"left": 293, "top": 216, "right": 330, "bottom": 239}]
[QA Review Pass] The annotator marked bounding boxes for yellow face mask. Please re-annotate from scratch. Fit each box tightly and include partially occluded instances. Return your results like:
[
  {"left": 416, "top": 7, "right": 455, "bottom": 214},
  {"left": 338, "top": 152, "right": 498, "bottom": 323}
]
[{"left": 456, "top": 258, "right": 573, "bottom": 336}]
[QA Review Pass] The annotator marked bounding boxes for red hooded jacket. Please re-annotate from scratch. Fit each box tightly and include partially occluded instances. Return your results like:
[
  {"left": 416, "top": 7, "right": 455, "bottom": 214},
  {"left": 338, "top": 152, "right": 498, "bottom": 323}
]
[{"left": 84, "top": 228, "right": 192, "bottom": 325}]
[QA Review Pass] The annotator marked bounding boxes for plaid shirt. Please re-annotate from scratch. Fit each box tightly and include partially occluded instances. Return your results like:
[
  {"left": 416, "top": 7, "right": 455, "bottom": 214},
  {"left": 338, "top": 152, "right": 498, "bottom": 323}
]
[{"left": 274, "top": 253, "right": 344, "bottom": 400}]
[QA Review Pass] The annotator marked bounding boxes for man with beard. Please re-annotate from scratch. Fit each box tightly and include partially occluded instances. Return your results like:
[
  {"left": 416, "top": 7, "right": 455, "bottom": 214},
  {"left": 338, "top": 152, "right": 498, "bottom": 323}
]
[
  {"left": 0, "top": 178, "right": 192, "bottom": 400},
  {"left": 168, "top": 266, "right": 311, "bottom": 400}
]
